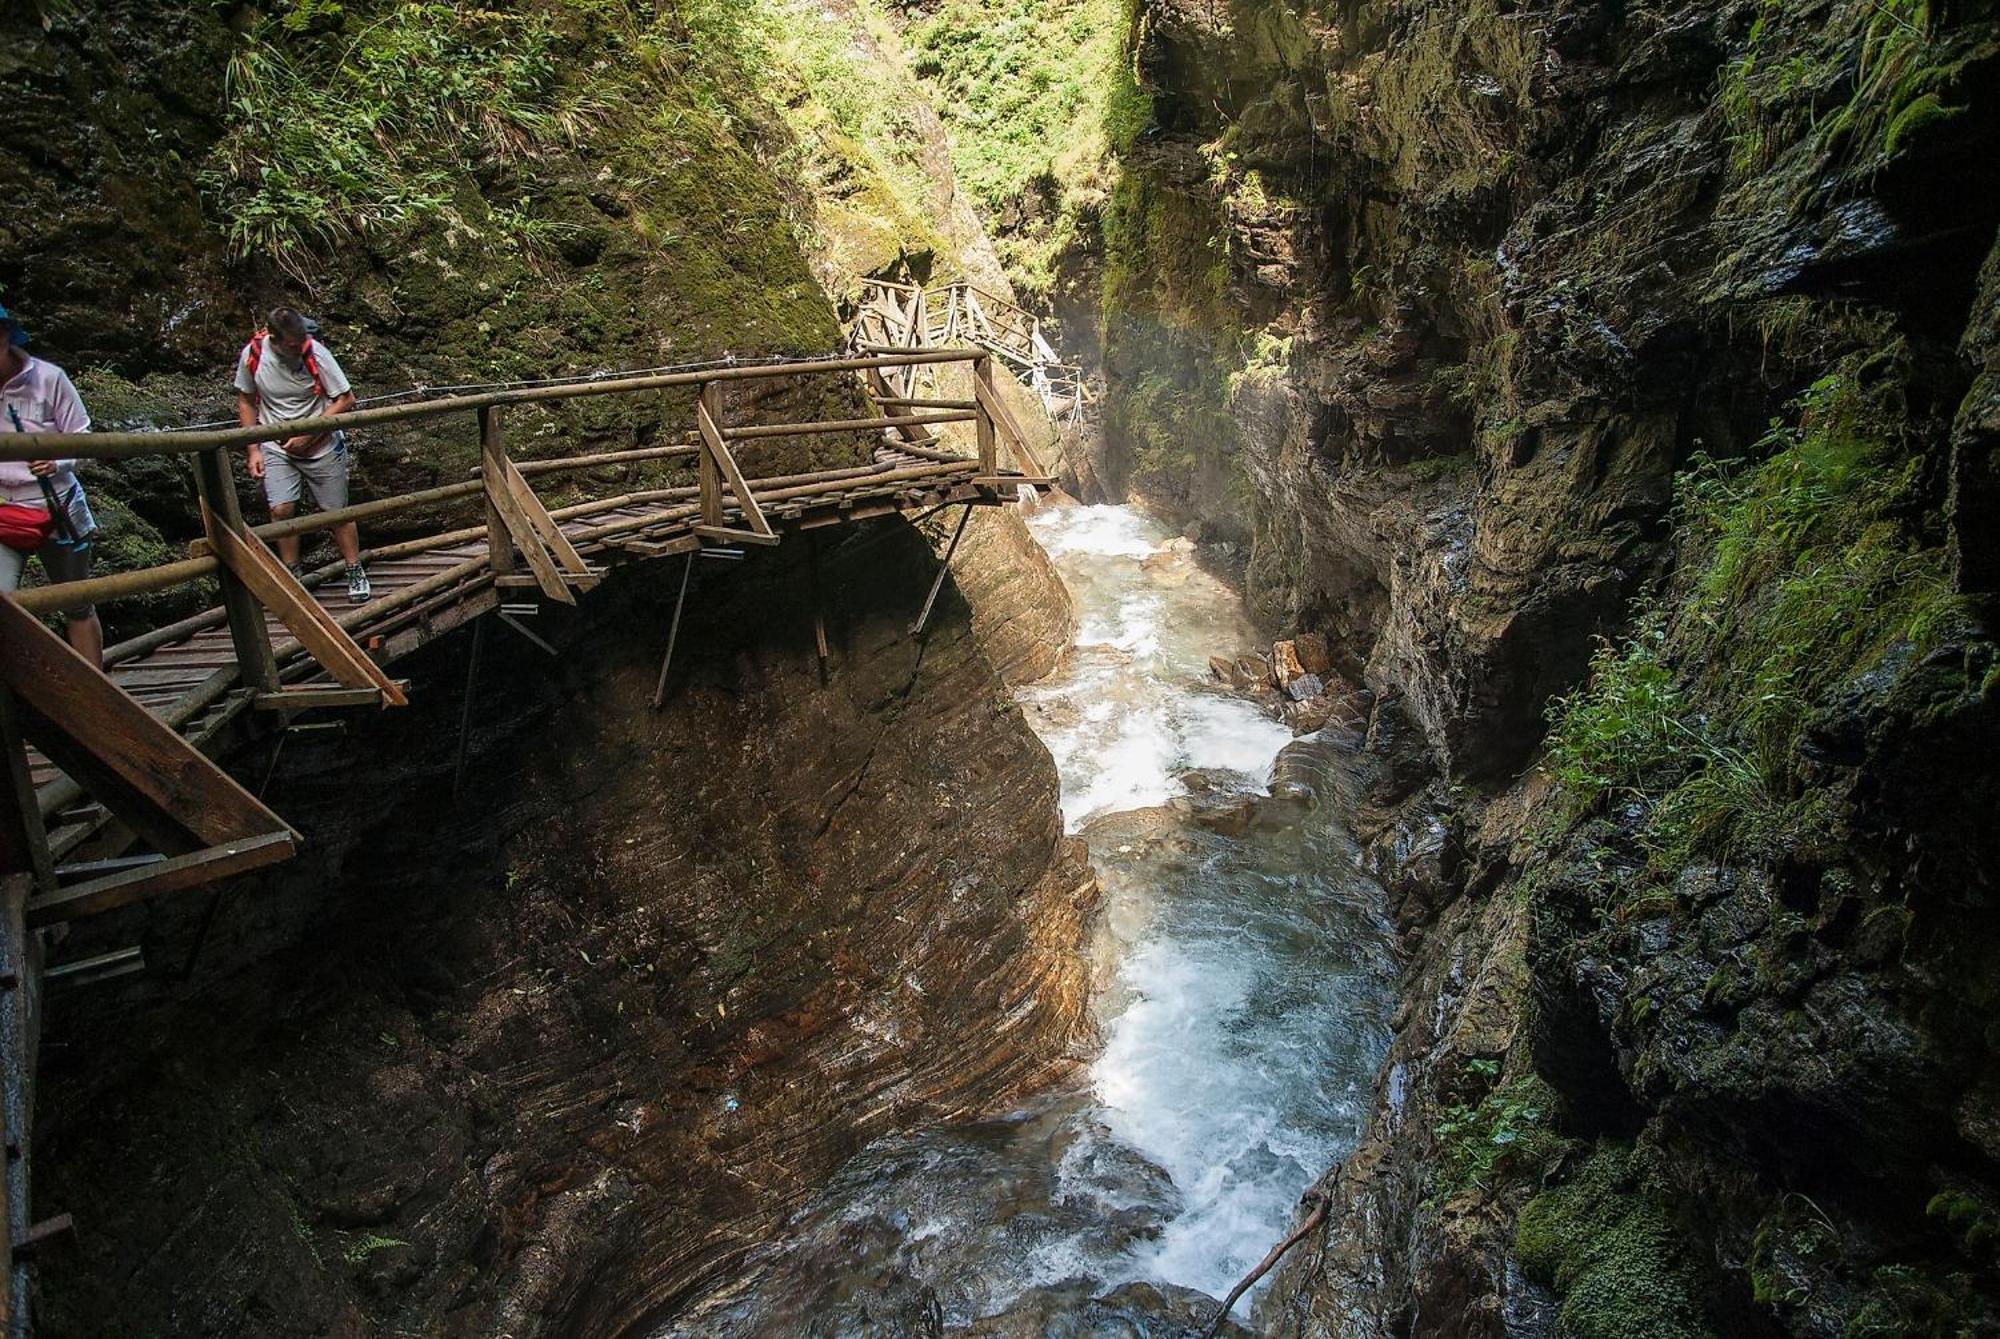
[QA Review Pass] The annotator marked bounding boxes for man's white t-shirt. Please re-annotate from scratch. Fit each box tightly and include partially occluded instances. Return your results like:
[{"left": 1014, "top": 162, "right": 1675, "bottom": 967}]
[{"left": 233, "top": 336, "right": 354, "bottom": 460}]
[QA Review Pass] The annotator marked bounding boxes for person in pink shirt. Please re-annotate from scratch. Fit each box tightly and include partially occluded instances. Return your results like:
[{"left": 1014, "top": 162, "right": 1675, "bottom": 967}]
[{"left": 0, "top": 303, "right": 103, "bottom": 667}]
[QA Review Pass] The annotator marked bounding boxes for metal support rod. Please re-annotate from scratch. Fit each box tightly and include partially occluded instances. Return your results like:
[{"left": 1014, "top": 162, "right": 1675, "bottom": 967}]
[
  {"left": 808, "top": 532, "right": 830, "bottom": 687},
  {"left": 453, "top": 619, "right": 487, "bottom": 801},
  {"left": 651, "top": 552, "right": 696, "bottom": 711},
  {"left": 497, "top": 613, "right": 559, "bottom": 659},
  {"left": 910, "top": 505, "right": 973, "bottom": 637}
]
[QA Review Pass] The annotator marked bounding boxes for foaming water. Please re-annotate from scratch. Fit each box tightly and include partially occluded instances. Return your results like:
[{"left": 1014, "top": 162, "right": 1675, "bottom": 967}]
[{"left": 661, "top": 505, "right": 1399, "bottom": 1335}]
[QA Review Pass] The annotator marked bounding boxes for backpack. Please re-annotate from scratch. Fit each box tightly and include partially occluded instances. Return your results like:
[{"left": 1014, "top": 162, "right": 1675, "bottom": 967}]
[{"left": 242, "top": 330, "right": 328, "bottom": 401}]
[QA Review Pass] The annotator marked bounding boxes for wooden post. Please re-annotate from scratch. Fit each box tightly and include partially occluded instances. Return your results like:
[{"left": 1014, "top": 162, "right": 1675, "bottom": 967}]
[
  {"left": 480, "top": 406, "right": 515, "bottom": 577},
  {"left": 191, "top": 448, "right": 280, "bottom": 694},
  {"left": 0, "top": 686, "right": 51, "bottom": 895},
  {"left": 698, "top": 384, "right": 724, "bottom": 529},
  {"left": 973, "top": 357, "right": 999, "bottom": 477}
]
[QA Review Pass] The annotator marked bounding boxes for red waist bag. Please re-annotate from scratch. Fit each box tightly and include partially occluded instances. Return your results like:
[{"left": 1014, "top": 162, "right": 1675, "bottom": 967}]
[{"left": 0, "top": 502, "right": 56, "bottom": 554}]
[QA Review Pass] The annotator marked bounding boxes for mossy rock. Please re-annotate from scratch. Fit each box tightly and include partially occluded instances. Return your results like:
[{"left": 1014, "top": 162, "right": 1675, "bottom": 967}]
[{"left": 1516, "top": 1142, "right": 1715, "bottom": 1339}]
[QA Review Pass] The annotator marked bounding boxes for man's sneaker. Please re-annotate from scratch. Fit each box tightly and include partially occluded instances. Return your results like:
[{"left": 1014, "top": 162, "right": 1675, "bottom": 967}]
[
  {"left": 287, "top": 562, "right": 306, "bottom": 584},
  {"left": 344, "top": 563, "right": 372, "bottom": 605}
]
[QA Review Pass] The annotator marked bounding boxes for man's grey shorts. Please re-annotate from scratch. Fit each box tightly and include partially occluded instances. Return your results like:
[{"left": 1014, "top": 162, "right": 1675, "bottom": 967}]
[{"left": 263, "top": 431, "right": 351, "bottom": 511}]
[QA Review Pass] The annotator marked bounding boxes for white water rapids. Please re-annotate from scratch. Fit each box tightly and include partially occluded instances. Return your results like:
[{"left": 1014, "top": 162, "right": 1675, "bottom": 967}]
[{"left": 665, "top": 504, "right": 1400, "bottom": 1334}]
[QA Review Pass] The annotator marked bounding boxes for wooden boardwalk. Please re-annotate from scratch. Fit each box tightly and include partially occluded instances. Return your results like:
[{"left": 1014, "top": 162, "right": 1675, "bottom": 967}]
[{"left": 25, "top": 439, "right": 1006, "bottom": 805}]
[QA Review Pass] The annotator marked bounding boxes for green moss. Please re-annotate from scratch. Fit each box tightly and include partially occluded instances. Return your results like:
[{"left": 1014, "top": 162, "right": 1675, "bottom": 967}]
[
  {"left": 1881, "top": 91, "right": 1961, "bottom": 154},
  {"left": 1926, "top": 1190, "right": 2000, "bottom": 1253},
  {"left": 1516, "top": 1143, "right": 1714, "bottom": 1339}
]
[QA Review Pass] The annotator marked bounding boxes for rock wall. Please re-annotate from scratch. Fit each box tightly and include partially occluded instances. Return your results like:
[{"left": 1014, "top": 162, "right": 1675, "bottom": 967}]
[
  {"left": 1090, "top": 0, "right": 2000, "bottom": 1334},
  {"left": 34, "top": 522, "right": 1093, "bottom": 1336}
]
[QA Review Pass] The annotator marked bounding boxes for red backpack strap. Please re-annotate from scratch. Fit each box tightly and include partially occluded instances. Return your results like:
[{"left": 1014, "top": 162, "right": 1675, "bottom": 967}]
[
  {"left": 243, "top": 331, "right": 268, "bottom": 397},
  {"left": 299, "top": 338, "right": 327, "bottom": 401}
]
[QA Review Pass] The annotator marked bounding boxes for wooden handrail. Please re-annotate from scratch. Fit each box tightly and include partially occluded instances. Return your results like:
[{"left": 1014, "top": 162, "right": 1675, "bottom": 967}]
[{"left": 0, "top": 349, "right": 982, "bottom": 462}]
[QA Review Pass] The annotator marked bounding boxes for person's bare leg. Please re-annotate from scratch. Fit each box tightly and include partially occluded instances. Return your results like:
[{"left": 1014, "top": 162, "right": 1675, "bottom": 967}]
[
  {"left": 66, "top": 611, "right": 103, "bottom": 670},
  {"left": 272, "top": 501, "right": 300, "bottom": 567},
  {"left": 332, "top": 521, "right": 361, "bottom": 566}
]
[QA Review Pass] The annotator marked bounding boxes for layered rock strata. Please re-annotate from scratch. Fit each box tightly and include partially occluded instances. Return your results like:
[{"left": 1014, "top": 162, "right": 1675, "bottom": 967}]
[{"left": 35, "top": 522, "right": 1093, "bottom": 1336}]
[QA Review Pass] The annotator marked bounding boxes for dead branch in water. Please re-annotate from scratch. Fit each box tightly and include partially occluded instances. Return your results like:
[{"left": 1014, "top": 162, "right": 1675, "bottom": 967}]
[{"left": 1199, "top": 1191, "right": 1331, "bottom": 1338}]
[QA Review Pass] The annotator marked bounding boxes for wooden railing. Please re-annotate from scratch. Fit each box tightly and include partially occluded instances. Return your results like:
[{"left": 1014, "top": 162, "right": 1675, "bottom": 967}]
[{"left": 1, "top": 350, "right": 998, "bottom": 665}]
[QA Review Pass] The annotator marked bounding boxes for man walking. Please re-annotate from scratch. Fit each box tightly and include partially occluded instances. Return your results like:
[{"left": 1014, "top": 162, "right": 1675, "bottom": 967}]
[
  {"left": 0, "top": 302, "right": 104, "bottom": 666},
  {"left": 233, "top": 307, "right": 370, "bottom": 603}
]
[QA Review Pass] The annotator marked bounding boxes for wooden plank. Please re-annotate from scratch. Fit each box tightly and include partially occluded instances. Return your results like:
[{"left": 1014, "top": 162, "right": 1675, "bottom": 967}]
[
  {"left": 26, "top": 830, "right": 295, "bottom": 926},
  {"left": 0, "top": 594, "right": 295, "bottom": 852},
  {"left": 205, "top": 524, "right": 409, "bottom": 706}
]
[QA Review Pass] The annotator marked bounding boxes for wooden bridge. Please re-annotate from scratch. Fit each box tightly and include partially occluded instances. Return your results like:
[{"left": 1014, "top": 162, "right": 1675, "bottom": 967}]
[
  {"left": 0, "top": 344, "right": 1054, "bottom": 1333},
  {"left": 850, "top": 279, "right": 1090, "bottom": 427}
]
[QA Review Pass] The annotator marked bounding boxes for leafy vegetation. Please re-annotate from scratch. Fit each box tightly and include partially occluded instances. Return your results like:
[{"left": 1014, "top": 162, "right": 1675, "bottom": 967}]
[
  {"left": 1431, "top": 1072, "right": 1565, "bottom": 1200},
  {"left": 1717, "top": 0, "right": 1992, "bottom": 176},
  {"left": 203, "top": 2, "right": 603, "bottom": 276},
  {"left": 883, "top": 0, "right": 1148, "bottom": 297},
  {"left": 1545, "top": 355, "right": 1961, "bottom": 872}
]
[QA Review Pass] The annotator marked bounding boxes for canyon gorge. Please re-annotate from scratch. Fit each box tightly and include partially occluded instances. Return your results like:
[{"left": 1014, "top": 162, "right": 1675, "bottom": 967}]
[{"left": 3, "top": 0, "right": 1997, "bottom": 1335}]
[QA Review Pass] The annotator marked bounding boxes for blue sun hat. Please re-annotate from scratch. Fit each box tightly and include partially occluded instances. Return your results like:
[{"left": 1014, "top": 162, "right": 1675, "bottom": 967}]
[{"left": 0, "top": 302, "right": 27, "bottom": 347}]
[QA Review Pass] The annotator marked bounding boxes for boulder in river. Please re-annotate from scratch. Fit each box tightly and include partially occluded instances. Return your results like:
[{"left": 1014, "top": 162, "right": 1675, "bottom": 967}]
[{"left": 1272, "top": 632, "right": 1333, "bottom": 690}]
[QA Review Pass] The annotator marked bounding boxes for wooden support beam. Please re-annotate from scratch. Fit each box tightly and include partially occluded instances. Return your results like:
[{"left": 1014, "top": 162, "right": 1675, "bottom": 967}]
[
  {"left": 203, "top": 522, "right": 409, "bottom": 706},
  {"left": 480, "top": 406, "right": 516, "bottom": 578},
  {"left": 253, "top": 684, "right": 406, "bottom": 712},
  {"left": 13, "top": 1213, "right": 73, "bottom": 1258},
  {"left": 498, "top": 455, "right": 599, "bottom": 589},
  {"left": 694, "top": 525, "right": 781, "bottom": 547},
  {"left": 191, "top": 448, "right": 281, "bottom": 694},
  {"left": 0, "top": 872, "right": 28, "bottom": 1334},
  {"left": 45, "top": 947, "right": 144, "bottom": 986},
  {"left": 481, "top": 440, "right": 576, "bottom": 606},
  {"left": 0, "top": 687, "right": 52, "bottom": 895},
  {"left": 26, "top": 830, "right": 295, "bottom": 927},
  {"left": 697, "top": 384, "right": 725, "bottom": 529},
  {"left": 0, "top": 594, "right": 297, "bottom": 855},
  {"left": 972, "top": 359, "right": 1000, "bottom": 477},
  {"left": 695, "top": 391, "right": 773, "bottom": 537},
  {"left": 973, "top": 361, "right": 1051, "bottom": 477}
]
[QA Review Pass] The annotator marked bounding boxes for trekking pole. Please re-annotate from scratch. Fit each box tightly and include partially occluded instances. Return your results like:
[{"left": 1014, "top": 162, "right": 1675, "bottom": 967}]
[{"left": 36, "top": 476, "right": 78, "bottom": 546}]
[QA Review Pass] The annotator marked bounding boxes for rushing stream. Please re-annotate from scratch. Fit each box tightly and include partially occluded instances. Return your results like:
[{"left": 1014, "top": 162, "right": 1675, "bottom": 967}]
[{"left": 667, "top": 505, "right": 1400, "bottom": 1334}]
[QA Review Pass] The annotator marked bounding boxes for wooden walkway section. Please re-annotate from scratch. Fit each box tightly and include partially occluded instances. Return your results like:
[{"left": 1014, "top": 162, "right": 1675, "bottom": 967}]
[
  {"left": 0, "top": 345, "right": 1051, "bottom": 1332},
  {"left": 850, "top": 279, "right": 1090, "bottom": 426}
]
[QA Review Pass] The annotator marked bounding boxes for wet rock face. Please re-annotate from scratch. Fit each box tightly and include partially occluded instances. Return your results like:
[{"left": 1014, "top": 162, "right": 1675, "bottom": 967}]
[
  {"left": 1103, "top": 0, "right": 1997, "bottom": 782},
  {"left": 34, "top": 520, "right": 1095, "bottom": 1337}
]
